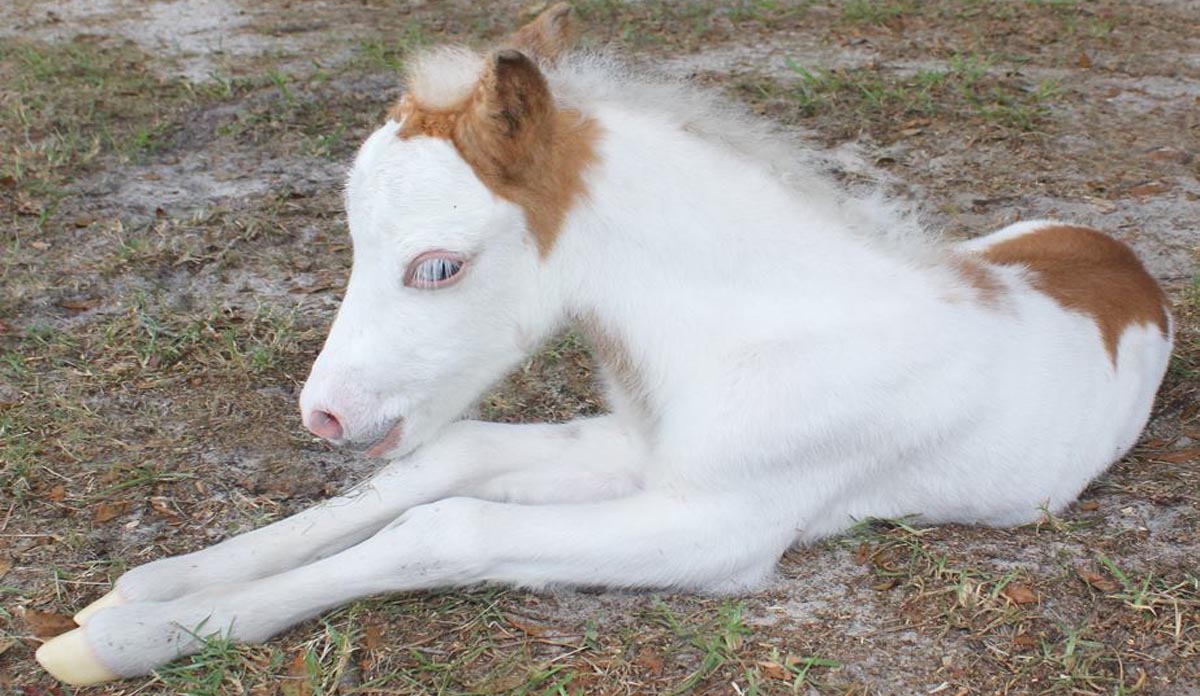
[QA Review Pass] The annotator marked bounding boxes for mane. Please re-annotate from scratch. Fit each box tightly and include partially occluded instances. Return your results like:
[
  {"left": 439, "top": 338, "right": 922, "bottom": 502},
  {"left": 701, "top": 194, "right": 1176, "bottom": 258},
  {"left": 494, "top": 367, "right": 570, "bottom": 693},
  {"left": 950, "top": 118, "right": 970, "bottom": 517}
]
[
  {"left": 405, "top": 47, "right": 484, "bottom": 110},
  {"left": 403, "top": 46, "right": 935, "bottom": 257}
]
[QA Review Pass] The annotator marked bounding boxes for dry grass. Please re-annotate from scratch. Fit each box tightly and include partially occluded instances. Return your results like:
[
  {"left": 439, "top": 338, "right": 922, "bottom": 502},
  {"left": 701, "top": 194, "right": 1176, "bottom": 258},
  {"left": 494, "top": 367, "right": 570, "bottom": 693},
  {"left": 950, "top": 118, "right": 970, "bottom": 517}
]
[{"left": 1, "top": 0, "right": 1198, "bottom": 694}]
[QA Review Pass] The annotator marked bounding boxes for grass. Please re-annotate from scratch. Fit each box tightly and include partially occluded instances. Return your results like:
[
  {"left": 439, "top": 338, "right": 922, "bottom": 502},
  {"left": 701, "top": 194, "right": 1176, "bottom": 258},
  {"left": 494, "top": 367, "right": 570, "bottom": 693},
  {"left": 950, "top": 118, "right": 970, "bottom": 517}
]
[
  {"left": 1, "top": 1, "right": 1198, "bottom": 694},
  {"left": 740, "top": 50, "right": 1062, "bottom": 139},
  {"left": 156, "top": 634, "right": 274, "bottom": 696},
  {"left": 834, "top": 518, "right": 1200, "bottom": 693},
  {"left": 573, "top": 0, "right": 815, "bottom": 49},
  {"left": 1167, "top": 274, "right": 1200, "bottom": 381},
  {"left": 840, "top": 0, "right": 918, "bottom": 26},
  {"left": 0, "top": 39, "right": 229, "bottom": 200},
  {"left": 91, "top": 588, "right": 850, "bottom": 694},
  {"left": 356, "top": 24, "right": 432, "bottom": 74}
]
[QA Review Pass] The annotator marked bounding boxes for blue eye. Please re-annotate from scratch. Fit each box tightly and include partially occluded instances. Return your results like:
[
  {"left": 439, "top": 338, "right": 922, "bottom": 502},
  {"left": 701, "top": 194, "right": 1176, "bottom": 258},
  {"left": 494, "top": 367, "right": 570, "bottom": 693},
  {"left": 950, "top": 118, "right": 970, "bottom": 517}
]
[{"left": 405, "top": 252, "right": 466, "bottom": 288}]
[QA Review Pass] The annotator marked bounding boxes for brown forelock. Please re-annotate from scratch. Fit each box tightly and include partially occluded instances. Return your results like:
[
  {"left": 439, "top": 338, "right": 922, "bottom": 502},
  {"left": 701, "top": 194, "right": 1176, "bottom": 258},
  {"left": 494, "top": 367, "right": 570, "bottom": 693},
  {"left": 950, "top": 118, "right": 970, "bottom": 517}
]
[
  {"left": 982, "top": 225, "right": 1170, "bottom": 362},
  {"left": 393, "top": 51, "right": 598, "bottom": 256},
  {"left": 506, "top": 2, "right": 578, "bottom": 63}
]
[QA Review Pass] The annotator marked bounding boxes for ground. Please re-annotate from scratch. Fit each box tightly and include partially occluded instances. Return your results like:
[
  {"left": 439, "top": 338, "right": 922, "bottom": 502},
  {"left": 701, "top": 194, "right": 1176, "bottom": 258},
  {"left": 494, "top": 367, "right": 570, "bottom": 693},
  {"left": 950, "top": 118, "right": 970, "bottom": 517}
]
[{"left": 1, "top": 1, "right": 1198, "bottom": 694}]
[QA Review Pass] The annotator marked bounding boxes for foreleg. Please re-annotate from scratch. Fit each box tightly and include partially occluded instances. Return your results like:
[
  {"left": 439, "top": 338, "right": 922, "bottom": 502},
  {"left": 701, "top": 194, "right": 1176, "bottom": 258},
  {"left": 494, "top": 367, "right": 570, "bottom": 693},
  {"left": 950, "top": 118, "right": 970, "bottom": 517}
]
[
  {"left": 74, "top": 416, "right": 641, "bottom": 621},
  {"left": 42, "top": 489, "right": 791, "bottom": 684}
]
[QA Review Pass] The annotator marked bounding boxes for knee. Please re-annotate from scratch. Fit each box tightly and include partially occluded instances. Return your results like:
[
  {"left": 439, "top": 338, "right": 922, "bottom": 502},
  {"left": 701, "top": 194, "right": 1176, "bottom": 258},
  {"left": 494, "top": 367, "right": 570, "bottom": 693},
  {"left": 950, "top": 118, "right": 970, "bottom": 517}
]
[{"left": 377, "top": 497, "right": 490, "bottom": 585}]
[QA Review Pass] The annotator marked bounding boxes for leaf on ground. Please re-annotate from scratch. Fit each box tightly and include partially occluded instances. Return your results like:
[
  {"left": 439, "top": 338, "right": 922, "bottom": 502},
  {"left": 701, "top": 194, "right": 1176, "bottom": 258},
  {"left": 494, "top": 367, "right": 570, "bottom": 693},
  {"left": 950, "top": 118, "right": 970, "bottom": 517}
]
[
  {"left": 15, "top": 194, "right": 42, "bottom": 216},
  {"left": 757, "top": 660, "right": 790, "bottom": 680},
  {"left": 1078, "top": 500, "right": 1100, "bottom": 511},
  {"left": 93, "top": 500, "right": 132, "bottom": 523},
  {"left": 1000, "top": 583, "right": 1039, "bottom": 605},
  {"left": 149, "top": 496, "right": 182, "bottom": 521},
  {"left": 0, "top": 557, "right": 11, "bottom": 578},
  {"left": 281, "top": 651, "right": 314, "bottom": 696},
  {"left": 504, "top": 613, "right": 549, "bottom": 637},
  {"left": 0, "top": 637, "right": 13, "bottom": 657},
  {"left": 1077, "top": 567, "right": 1119, "bottom": 593},
  {"left": 22, "top": 608, "right": 78, "bottom": 639},
  {"left": 46, "top": 484, "right": 67, "bottom": 502},
  {"left": 56, "top": 297, "right": 101, "bottom": 312},
  {"left": 1128, "top": 181, "right": 1171, "bottom": 197},
  {"left": 1151, "top": 447, "right": 1200, "bottom": 464},
  {"left": 633, "top": 647, "right": 665, "bottom": 676},
  {"left": 1148, "top": 146, "right": 1193, "bottom": 165},
  {"left": 363, "top": 623, "right": 384, "bottom": 651}
]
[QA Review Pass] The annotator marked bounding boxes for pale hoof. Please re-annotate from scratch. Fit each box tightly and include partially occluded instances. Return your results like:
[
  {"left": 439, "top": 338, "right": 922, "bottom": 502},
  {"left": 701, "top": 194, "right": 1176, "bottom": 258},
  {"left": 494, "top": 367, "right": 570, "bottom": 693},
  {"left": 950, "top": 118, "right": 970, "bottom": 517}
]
[
  {"left": 35, "top": 627, "right": 119, "bottom": 686},
  {"left": 73, "top": 589, "right": 124, "bottom": 625}
]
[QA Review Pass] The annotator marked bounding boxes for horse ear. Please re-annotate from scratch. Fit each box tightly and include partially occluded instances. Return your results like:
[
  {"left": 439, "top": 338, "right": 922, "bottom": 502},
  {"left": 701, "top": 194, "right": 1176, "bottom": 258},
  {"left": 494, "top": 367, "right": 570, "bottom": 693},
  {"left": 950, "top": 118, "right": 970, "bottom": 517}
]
[
  {"left": 507, "top": 2, "right": 577, "bottom": 62},
  {"left": 457, "top": 50, "right": 555, "bottom": 180}
]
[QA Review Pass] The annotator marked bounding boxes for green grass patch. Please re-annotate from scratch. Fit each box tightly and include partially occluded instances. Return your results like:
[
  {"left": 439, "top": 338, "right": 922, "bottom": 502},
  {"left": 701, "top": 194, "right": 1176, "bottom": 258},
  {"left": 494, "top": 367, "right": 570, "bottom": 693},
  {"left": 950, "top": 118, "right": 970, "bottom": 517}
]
[
  {"left": 840, "top": 0, "right": 919, "bottom": 26},
  {"left": 741, "top": 51, "right": 1061, "bottom": 137},
  {"left": 1, "top": 39, "right": 200, "bottom": 196}
]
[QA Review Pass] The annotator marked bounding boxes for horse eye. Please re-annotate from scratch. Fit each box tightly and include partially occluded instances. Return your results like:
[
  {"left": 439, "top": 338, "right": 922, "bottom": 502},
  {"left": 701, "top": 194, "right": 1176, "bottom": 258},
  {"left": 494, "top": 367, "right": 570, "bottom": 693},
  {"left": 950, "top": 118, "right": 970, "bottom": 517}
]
[{"left": 405, "top": 253, "right": 466, "bottom": 289}]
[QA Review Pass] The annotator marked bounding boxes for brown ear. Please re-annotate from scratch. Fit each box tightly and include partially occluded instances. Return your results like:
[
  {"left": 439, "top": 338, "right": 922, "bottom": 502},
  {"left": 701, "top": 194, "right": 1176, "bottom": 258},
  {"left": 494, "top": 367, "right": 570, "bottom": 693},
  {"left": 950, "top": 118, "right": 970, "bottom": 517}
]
[
  {"left": 457, "top": 50, "right": 556, "bottom": 181},
  {"left": 450, "top": 48, "right": 598, "bottom": 257},
  {"left": 507, "top": 2, "right": 577, "bottom": 62}
]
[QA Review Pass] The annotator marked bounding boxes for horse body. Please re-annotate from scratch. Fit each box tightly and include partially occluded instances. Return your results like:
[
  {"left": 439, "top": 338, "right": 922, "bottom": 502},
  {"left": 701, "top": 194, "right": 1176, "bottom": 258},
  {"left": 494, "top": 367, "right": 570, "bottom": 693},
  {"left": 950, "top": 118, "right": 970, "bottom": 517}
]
[
  {"left": 37, "top": 4, "right": 1172, "bottom": 685},
  {"left": 542, "top": 97, "right": 1170, "bottom": 539}
]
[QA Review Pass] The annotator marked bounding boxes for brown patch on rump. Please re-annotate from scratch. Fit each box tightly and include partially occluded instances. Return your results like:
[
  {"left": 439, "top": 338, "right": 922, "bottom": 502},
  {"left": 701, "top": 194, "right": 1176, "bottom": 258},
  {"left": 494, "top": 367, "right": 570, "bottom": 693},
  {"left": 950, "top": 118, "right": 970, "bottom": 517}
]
[
  {"left": 982, "top": 225, "right": 1169, "bottom": 362},
  {"left": 392, "top": 51, "right": 598, "bottom": 256}
]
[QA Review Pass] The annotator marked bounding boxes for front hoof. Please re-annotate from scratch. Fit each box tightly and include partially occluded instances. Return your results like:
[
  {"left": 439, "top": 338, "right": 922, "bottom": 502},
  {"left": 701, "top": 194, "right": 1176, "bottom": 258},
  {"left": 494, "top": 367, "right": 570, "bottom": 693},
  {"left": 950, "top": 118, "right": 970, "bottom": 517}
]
[
  {"left": 73, "top": 588, "right": 125, "bottom": 625},
  {"left": 35, "top": 627, "right": 120, "bottom": 686}
]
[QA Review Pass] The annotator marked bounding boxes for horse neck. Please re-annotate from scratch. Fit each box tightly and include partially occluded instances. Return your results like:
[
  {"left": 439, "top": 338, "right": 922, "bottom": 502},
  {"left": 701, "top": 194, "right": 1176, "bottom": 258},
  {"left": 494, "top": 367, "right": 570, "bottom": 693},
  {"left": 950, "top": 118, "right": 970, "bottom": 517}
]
[{"left": 545, "top": 106, "right": 943, "bottom": 335}]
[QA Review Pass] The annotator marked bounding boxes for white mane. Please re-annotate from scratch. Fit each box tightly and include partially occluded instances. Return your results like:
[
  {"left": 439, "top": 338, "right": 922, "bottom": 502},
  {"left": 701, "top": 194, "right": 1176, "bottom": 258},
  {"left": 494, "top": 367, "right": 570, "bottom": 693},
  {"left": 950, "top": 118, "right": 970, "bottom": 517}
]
[{"left": 404, "top": 46, "right": 933, "bottom": 256}]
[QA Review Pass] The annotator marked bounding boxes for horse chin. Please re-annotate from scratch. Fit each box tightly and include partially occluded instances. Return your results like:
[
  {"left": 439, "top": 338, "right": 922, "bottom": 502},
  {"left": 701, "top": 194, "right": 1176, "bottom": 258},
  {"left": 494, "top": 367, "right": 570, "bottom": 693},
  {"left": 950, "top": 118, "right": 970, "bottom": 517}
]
[{"left": 364, "top": 419, "right": 408, "bottom": 459}]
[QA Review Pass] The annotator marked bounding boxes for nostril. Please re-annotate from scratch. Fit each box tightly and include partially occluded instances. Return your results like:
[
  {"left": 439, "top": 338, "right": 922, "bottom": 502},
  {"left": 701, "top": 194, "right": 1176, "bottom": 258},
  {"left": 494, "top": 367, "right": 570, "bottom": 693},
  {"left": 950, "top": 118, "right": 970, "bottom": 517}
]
[{"left": 307, "top": 409, "right": 344, "bottom": 441}]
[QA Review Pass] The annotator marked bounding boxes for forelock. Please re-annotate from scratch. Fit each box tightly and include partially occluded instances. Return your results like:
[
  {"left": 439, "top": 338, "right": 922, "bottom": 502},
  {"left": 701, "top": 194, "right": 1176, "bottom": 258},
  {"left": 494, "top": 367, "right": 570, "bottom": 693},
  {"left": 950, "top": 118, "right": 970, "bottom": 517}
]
[{"left": 404, "top": 46, "right": 486, "bottom": 110}]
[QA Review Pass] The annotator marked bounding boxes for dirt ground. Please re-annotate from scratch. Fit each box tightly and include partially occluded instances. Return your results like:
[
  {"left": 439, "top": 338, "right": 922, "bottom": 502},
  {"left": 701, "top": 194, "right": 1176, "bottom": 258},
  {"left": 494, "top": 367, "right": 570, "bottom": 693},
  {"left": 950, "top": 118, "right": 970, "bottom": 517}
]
[{"left": 1, "top": 1, "right": 1198, "bottom": 694}]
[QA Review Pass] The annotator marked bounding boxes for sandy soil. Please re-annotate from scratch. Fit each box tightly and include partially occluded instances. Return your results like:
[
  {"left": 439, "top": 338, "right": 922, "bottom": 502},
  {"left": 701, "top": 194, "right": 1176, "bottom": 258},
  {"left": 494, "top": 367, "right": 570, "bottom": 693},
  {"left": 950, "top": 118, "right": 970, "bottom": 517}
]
[{"left": 1, "top": 1, "right": 1197, "bottom": 694}]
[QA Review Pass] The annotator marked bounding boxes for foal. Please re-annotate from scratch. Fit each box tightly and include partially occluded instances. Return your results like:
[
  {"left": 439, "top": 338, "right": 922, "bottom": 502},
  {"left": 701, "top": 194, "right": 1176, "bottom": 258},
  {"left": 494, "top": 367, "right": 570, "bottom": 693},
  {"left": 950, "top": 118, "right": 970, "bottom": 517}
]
[{"left": 39, "top": 4, "right": 1172, "bottom": 685}]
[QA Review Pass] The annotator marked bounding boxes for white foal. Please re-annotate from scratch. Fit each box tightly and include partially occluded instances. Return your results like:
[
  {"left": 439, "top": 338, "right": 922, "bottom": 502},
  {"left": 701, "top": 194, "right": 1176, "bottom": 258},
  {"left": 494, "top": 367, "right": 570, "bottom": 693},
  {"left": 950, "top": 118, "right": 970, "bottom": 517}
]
[{"left": 38, "top": 3, "right": 1173, "bottom": 685}]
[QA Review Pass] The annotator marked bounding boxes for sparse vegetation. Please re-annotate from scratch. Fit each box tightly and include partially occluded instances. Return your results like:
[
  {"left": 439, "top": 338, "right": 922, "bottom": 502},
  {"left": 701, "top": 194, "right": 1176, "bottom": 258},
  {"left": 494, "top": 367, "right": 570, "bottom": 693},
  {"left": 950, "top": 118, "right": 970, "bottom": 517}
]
[
  {"left": 740, "top": 51, "right": 1061, "bottom": 136},
  {"left": 1, "top": 0, "right": 1197, "bottom": 694},
  {"left": 840, "top": 0, "right": 917, "bottom": 26}
]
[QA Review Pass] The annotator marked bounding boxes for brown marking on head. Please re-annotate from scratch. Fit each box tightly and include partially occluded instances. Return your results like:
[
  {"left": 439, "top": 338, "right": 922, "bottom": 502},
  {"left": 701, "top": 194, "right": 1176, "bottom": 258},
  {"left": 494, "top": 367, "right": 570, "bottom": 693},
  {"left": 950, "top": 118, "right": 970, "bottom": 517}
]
[
  {"left": 390, "top": 95, "right": 458, "bottom": 139},
  {"left": 981, "top": 225, "right": 1170, "bottom": 363},
  {"left": 507, "top": 2, "right": 578, "bottom": 63},
  {"left": 393, "top": 50, "right": 598, "bottom": 256}
]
